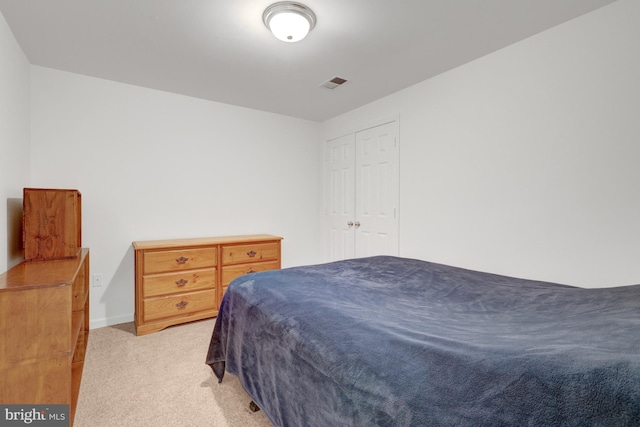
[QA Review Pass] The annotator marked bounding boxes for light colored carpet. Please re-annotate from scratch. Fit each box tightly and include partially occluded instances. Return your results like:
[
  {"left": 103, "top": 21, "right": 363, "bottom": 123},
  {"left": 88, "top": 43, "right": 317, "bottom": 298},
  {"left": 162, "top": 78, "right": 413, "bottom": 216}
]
[{"left": 74, "top": 319, "right": 274, "bottom": 427}]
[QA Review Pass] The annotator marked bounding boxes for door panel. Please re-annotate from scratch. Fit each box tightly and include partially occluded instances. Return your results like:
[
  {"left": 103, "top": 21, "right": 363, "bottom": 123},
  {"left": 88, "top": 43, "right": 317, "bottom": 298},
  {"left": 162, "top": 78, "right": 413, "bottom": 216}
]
[
  {"left": 355, "top": 121, "right": 399, "bottom": 257},
  {"left": 326, "top": 133, "right": 356, "bottom": 261}
]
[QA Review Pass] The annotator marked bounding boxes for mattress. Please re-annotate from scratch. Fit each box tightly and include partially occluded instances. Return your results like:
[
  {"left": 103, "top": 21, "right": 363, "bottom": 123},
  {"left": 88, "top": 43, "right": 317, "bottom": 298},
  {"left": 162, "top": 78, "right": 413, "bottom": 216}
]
[{"left": 206, "top": 256, "right": 640, "bottom": 426}]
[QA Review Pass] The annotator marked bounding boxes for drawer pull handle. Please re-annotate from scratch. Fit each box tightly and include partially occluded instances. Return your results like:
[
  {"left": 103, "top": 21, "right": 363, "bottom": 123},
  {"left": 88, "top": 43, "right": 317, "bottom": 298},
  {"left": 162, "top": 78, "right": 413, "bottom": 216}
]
[
  {"left": 247, "top": 250, "right": 257, "bottom": 257},
  {"left": 176, "top": 301, "right": 188, "bottom": 310},
  {"left": 175, "top": 278, "right": 188, "bottom": 287},
  {"left": 176, "top": 256, "right": 189, "bottom": 264}
]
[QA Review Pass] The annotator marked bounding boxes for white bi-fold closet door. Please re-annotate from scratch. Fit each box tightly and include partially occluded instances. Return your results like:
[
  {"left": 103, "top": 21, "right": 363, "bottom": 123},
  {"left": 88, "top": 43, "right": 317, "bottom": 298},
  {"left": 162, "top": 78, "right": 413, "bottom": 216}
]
[{"left": 325, "top": 119, "right": 399, "bottom": 261}]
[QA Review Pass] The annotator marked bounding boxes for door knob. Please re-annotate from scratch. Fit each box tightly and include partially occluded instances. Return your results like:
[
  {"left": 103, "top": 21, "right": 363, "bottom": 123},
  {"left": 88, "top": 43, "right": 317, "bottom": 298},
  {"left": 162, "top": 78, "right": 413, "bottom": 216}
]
[
  {"left": 347, "top": 221, "right": 354, "bottom": 228},
  {"left": 354, "top": 221, "right": 361, "bottom": 228}
]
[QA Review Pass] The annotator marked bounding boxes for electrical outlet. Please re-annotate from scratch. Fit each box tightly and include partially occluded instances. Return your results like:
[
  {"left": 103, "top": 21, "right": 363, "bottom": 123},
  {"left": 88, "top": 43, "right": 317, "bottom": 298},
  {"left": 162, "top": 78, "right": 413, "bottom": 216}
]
[{"left": 92, "top": 273, "right": 103, "bottom": 287}]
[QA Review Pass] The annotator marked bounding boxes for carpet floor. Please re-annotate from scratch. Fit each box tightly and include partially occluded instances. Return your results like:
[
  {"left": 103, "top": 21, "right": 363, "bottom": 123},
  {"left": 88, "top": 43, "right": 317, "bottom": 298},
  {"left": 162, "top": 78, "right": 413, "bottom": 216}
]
[{"left": 74, "top": 319, "right": 274, "bottom": 427}]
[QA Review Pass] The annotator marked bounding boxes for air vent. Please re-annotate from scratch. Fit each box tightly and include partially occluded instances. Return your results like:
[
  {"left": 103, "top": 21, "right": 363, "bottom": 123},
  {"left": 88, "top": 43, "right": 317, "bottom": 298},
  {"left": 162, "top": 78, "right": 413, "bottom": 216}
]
[{"left": 320, "top": 76, "right": 348, "bottom": 90}]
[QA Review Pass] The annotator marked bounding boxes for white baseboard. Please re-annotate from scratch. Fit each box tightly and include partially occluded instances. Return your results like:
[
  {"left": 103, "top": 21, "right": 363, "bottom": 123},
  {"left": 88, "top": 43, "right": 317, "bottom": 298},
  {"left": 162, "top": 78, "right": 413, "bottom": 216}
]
[{"left": 90, "top": 313, "right": 134, "bottom": 330}]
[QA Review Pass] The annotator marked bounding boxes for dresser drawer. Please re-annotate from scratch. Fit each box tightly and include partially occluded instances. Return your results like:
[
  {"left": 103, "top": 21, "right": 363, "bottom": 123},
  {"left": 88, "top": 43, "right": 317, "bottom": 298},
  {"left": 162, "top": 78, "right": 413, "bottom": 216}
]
[
  {"left": 221, "top": 242, "right": 279, "bottom": 265},
  {"left": 142, "top": 268, "right": 216, "bottom": 298},
  {"left": 133, "top": 235, "right": 282, "bottom": 335},
  {"left": 143, "top": 289, "right": 216, "bottom": 322},
  {"left": 143, "top": 247, "right": 217, "bottom": 274},
  {"left": 221, "top": 260, "right": 280, "bottom": 288}
]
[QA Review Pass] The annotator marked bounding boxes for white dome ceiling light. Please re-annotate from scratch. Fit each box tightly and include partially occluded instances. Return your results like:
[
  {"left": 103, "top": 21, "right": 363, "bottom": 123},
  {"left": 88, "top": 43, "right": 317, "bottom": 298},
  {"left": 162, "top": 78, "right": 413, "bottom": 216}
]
[{"left": 263, "top": 2, "right": 316, "bottom": 43}]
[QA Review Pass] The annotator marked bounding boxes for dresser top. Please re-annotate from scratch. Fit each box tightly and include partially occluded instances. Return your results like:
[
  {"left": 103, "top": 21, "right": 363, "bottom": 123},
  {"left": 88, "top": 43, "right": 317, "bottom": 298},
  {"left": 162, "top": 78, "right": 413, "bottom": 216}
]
[
  {"left": 0, "top": 248, "right": 89, "bottom": 291},
  {"left": 132, "top": 234, "right": 283, "bottom": 250}
]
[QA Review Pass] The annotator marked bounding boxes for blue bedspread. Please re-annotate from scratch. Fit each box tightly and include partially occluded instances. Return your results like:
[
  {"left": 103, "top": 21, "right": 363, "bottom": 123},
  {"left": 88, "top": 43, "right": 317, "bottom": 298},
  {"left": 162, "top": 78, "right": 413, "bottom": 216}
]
[{"left": 206, "top": 256, "right": 640, "bottom": 426}]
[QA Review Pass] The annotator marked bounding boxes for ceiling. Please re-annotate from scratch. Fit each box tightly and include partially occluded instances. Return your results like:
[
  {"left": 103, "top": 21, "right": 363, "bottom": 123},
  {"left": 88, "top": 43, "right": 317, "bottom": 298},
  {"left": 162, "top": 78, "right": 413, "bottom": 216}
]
[{"left": 0, "top": 0, "right": 618, "bottom": 122}]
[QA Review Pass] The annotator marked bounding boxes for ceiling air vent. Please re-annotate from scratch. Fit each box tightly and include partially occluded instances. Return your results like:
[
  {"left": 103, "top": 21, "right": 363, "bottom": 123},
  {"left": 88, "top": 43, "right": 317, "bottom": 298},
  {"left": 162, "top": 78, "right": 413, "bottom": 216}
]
[{"left": 320, "top": 76, "right": 348, "bottom": 90}]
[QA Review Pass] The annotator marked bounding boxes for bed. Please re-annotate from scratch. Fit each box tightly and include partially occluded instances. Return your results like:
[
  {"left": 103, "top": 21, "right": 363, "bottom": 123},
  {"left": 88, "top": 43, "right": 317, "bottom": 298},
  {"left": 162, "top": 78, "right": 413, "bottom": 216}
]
[{"left": 206, "top": 256, "right": 640, "bottom": 426}]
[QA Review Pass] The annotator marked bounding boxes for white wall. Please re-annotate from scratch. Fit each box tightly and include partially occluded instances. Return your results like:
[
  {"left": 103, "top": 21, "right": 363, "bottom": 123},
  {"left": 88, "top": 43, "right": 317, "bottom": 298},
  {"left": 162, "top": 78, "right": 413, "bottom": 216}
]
[
  {"left": 8, "top": 0, "right": 640, "bottom": 333},
  {"left": 0, "top": 11, "right": 30, "bottom": 272},
  {"left": 322, "top": 0, "right": 640, "bottom": 288},
  {"left": 30, "top": 67, "right": 323, "bottom": 327}
]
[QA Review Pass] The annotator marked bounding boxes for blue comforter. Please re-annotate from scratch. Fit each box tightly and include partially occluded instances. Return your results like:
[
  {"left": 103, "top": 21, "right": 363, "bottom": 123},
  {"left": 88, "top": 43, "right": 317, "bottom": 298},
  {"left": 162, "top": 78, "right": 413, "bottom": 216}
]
[{"left": 206, "top": 256, "right": 640, "bottom": 426}]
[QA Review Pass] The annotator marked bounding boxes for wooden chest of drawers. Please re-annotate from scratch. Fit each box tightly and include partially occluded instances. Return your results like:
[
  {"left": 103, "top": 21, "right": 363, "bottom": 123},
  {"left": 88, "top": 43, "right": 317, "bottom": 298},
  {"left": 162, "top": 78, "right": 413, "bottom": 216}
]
[
  {"left": 0, "top": 249, "right": 90, "bottom": 425},
  {"left": 133, "top": 234, "right": 282, "bottom": 335}
]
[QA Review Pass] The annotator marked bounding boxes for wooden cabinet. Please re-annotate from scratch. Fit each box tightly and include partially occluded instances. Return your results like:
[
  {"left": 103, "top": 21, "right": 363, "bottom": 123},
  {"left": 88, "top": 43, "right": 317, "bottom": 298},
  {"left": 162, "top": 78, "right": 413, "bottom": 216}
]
[
  {"left": 133, "top": 234, "right": 282, "bottom": 336},
  {"left": 0, "top": 249, "right": 90, "bottom": 426},
  {"left": 23, "top": 188, "right": 82, "bottom": 261}
]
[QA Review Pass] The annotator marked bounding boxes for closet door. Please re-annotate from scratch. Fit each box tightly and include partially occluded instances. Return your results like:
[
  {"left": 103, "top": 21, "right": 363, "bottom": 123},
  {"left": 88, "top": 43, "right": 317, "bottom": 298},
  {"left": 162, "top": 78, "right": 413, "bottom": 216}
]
[
  {"left": 326, "top": 133, "right": 356, "bottom": 261},
  {"left": 325, "top": 120, "right": 399, "bottom": 261},
  {"left": 354, "top": 121, "right": 399, "bottom": 257}
]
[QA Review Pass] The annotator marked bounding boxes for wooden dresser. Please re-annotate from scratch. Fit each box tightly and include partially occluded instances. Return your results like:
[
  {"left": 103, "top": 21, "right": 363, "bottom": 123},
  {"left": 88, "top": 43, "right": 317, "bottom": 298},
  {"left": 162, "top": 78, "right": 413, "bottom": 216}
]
[
  {"left": 133, "top": 234, "right": 282, "bottom": 336},
  {"left": 0, "top": 248, "right": 90, "bottom": 425}
]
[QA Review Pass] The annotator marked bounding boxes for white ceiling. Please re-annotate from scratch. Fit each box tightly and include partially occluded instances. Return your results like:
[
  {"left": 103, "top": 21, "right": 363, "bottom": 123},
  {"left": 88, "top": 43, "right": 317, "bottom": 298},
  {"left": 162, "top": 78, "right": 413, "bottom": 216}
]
[{"left": 0, "top": 0, "right": 617, "bottom": 122}]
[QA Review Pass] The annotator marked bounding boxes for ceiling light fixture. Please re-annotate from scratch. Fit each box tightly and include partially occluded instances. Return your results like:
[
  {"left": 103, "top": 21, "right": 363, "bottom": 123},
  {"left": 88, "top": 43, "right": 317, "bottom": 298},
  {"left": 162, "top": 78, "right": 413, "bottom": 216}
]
[{"left": 263, "top": 2, "right": 316, "bottom": 43}]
